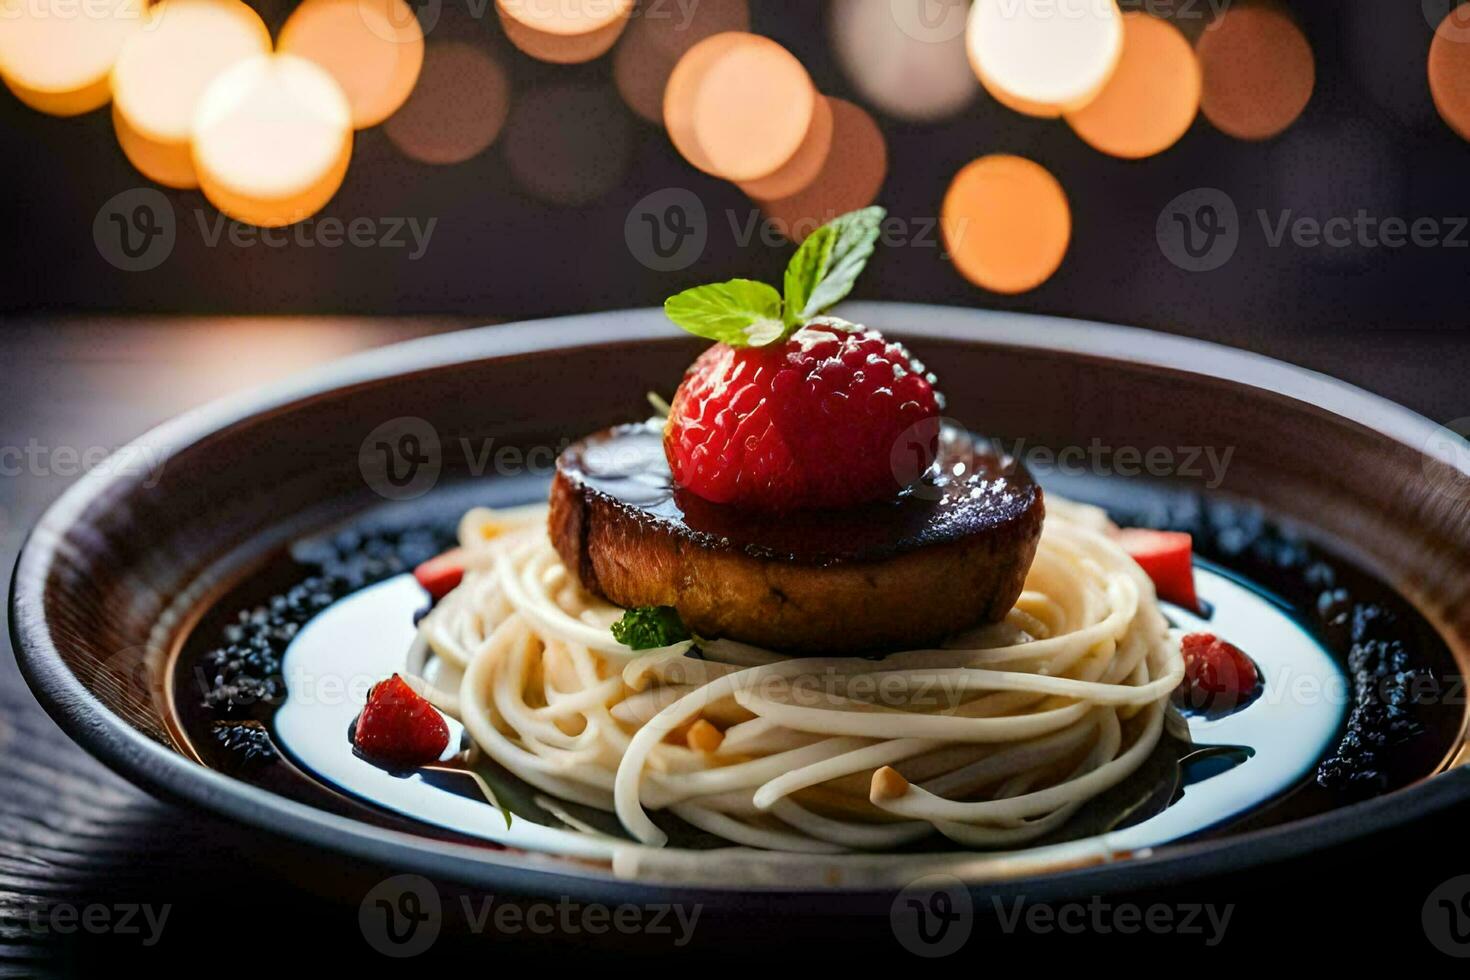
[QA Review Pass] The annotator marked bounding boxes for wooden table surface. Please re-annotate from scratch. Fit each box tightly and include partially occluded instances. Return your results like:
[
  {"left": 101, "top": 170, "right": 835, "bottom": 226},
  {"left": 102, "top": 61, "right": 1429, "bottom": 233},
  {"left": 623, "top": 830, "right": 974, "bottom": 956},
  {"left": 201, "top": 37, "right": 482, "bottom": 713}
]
[
  {"left": 0, "top": 316, "right": 1466, "bottom": 972},
  {"left": 0, "top": 317, "right": 470, "bottom": 975}
]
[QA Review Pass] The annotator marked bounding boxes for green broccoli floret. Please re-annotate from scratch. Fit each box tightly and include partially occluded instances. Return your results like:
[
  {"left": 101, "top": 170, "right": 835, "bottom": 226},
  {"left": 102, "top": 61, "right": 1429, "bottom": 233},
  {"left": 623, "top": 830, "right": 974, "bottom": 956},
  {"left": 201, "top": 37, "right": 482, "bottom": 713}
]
[{"left": 611, "top": 605, "right": 691, "bottom": 650}]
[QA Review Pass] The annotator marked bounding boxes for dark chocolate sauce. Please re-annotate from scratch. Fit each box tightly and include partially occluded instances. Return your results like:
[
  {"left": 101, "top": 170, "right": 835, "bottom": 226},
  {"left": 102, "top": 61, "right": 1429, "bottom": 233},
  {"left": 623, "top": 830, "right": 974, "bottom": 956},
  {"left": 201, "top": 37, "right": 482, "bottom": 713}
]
[{"left": 559, "top": 422, "right": 1042, "bottom": 564}]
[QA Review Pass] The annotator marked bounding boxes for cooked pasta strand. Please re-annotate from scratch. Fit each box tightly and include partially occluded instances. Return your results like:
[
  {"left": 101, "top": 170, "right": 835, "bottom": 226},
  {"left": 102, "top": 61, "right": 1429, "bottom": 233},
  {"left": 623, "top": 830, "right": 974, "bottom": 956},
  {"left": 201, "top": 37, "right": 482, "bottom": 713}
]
[{"left": 409, "top": 499, "right": 1182, "bottom": 852}]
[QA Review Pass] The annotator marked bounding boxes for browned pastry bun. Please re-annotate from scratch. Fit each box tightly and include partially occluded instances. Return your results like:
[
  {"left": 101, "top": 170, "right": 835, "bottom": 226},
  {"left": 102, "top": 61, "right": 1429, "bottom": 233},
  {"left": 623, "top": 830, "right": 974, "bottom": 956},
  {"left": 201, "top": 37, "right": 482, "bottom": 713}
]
[{"left": 548, "top": 422, "right": 1044, "bottom": 655}]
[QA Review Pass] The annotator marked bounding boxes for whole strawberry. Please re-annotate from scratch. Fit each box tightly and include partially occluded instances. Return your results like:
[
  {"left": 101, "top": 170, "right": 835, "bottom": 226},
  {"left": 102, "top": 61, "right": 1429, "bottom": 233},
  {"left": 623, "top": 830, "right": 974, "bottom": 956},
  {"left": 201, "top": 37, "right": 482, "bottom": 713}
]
[
  {"left": 662, "top": 208, "right": 943, "bottom": 510},
  {"left": 666, "top": 325, "right": 940, "bottom": 508},
  {"left": 352, "top": 673, "right": 450, "bottom": 768}
]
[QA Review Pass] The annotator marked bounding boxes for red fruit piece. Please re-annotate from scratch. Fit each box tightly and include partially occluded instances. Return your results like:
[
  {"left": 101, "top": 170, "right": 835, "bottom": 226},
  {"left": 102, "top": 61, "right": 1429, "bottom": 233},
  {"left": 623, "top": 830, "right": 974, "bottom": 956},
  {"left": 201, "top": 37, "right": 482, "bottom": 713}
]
[
  {"left": 353, "top": 674, "right": 450, "bottom": 767},
  {"left": 1179, "top": 632, "right": 1260, "bottom": 713},
  {"left": 663, "top": 326, "right": 943, "bottom": 510},
  {"left": 1116, "top": 528, "right": 1198, "bottom": 611},
  {"left": 414, "top": 547, "right": 466, "bottom": 600}
]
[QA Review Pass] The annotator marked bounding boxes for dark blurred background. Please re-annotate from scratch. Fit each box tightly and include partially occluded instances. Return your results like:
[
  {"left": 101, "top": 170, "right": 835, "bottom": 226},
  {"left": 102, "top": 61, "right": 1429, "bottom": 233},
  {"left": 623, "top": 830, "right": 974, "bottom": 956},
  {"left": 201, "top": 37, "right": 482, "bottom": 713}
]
[{"left": 0, "top": 1, "right": 1467, "bottom": 357}]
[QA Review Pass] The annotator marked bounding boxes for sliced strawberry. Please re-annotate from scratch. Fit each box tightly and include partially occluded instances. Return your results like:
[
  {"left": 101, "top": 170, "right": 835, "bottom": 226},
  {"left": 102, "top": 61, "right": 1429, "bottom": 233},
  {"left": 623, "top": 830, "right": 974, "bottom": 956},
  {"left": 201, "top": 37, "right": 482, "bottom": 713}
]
[
  {"left": 353, "top": 674, "right": 450, "bottom": 767},
  {"left": 1116, "top": 528, "right": 1198, "bottom": 611},
  {"left": 1178, "top": 632, "right": 1260, "bottom": 714},
  {"left": 413, "top": 547, "right": 466, "bottom": 601}
]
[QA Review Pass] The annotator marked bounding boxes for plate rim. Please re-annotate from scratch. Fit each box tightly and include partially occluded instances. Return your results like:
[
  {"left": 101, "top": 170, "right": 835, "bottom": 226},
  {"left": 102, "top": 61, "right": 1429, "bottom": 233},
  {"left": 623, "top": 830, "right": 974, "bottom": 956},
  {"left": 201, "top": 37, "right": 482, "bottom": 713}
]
[{"left": 10, "top": 302, "right": 1470, "bottom": 904}]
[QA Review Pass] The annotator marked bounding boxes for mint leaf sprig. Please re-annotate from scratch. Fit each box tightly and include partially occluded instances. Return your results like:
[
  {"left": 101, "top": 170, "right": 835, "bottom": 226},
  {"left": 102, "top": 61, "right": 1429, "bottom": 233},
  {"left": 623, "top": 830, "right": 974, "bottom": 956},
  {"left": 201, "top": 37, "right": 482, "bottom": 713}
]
[{"left": 663, "top": 206, "right": 886, "bottom": 348}]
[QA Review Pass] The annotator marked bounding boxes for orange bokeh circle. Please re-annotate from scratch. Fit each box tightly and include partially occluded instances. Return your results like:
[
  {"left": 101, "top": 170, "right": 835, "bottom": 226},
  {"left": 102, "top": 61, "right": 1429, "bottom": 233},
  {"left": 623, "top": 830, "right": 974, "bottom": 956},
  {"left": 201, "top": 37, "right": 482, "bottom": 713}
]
[
  {"left": 383, "top": 42, "right": 511, "bottom": 166},
  {"left": 497, "top": 0, "right": 633, "bottom": 64},
  {"left": 664, "top": 32, "right": 815, "bottom": 182},
  {"left": 612, "top": 0, "right": 750, "bottom": 124},
  {"left": 1429, "top": 6, "right": 1470, "bottom": 141},
  {"left": 279, "top": 0, "right": 425, "bottom": 129},
  {"left": 1196, "top": 2, "right": 1314, "bottom": 141},
  {"left": 756, "top": 98, "right": 888, "bottom": 243},
  {"left": 193, "top": 54, "right": 355, "bottom": 227},
  {"left": 942, "top": 154, "right": 1070, "bottom": 294},
  {"left": 1065, "top": 13, "right": 1200, "bottom": 159}
]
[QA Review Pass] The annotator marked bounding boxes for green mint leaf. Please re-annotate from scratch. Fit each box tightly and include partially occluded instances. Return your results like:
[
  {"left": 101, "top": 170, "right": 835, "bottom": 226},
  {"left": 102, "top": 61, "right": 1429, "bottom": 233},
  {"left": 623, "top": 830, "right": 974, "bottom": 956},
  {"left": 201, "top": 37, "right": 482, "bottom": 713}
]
[
  {"left": 611, "top": 605, "right": 692, "bottom": 650},
  {"left": 783, "top": 206, "right": 887, "bottom": 324},
  {"left": 663, "top": 279, "right": 785, "bottom": 347},
  {"left": 782, "top": 225, "right": 836, "bottom": 327}
]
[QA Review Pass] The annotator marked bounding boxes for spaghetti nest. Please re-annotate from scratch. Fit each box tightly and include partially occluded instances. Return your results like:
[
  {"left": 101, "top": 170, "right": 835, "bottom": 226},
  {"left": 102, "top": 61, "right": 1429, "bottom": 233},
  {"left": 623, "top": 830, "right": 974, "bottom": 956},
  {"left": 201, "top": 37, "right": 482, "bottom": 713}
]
[{"left": 405, "top": 499, "right": 1184, "bottom": 854}]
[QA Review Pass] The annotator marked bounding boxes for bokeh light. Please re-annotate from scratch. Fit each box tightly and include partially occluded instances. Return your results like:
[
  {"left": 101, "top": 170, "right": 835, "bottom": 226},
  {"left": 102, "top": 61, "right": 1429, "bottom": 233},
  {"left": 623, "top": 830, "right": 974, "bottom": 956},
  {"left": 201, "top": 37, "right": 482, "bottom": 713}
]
[
  {"left": 1429, "top": 5, "right": 1470, "bottom": 141},
  {"left": 757, "top": 97, "right": 887, "bottom": 242},
  {"left": 737, "top": 92, "right": 833, "bottom": 202},
  {"left": 612, "top": 0, "right": 749, "bottom": 124},
  {"left": 966, "top": 0, "right": 1122, "bottom": 117},
  {"left": 110, "top": 0, "right": 271, "bottom": 188},
  {"left": 497, "top": 0, "right": 633, "bottom": 64},
  {"left": 830, "top": 0, "right": 976, "bottom": 123},
  {"left": 503, "top": 83, "right": 633, "bottom": 205},
  {"left": 665, "top": 32, "right": 815, "bottom": 181},
  {"left": 193, "top": 53, "right": 354, "bottom": 227},
  {"left": 113, "top": 103, "right": 198, "bottom": 188},
  {"left": 0, "top": 0, "right": 144, "bottom": 116},
  {"left": 1065, "top": 13, "right": 1199, "bottom": 159},
  {"left": 1196, "top": 2, "right": 1313, "bottom": 141},
  {"left": 279, "top": 0, "right": 424, "bottom": 129},
  {"left": 383, "top": 41, "right": 511, "bottom": 166},
  {"left": 976, "top": 77, "right": 1065, "bottom": 118},
  {"left": 942, "top": 154, "right": 1070, "bottom": 294}
]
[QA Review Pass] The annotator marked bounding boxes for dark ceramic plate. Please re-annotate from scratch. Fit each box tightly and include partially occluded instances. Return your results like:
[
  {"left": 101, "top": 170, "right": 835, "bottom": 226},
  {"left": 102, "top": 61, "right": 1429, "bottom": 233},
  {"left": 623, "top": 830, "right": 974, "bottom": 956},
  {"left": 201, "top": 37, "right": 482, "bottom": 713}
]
[{"left": 11, "top": 304, "right": 1470, "bottom": 907}]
